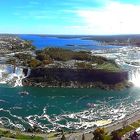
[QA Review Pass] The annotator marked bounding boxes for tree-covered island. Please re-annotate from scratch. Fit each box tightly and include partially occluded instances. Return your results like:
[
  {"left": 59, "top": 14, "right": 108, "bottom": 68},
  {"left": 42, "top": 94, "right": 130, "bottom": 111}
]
[
  {"left": 0, "top": 35, "right": 131, "bottom": 90},
  {"left": 11, "top": 48, "right": 130, "bottom": 90}
]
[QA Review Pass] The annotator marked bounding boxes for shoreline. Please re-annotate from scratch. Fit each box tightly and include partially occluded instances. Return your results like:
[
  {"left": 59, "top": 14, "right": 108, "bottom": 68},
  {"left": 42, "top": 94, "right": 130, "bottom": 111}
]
[
  {"left": 0, "top": 109, "right": 140, "bottom": 139},
  {"left": 22, "top": 81, "right": 132, "bottom": 90}
]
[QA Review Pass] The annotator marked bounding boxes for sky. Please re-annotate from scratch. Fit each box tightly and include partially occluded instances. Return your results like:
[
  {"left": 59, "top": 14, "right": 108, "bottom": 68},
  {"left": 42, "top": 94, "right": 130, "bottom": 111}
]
[{"left": 0, "top": 0, "right": 140, "bottom": 35}]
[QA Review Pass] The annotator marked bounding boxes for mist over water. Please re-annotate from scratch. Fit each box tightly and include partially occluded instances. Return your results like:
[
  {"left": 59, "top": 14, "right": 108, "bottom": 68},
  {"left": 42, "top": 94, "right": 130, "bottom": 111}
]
[{"left": 92, "top": 46, "right": 140, "bottom": 87}]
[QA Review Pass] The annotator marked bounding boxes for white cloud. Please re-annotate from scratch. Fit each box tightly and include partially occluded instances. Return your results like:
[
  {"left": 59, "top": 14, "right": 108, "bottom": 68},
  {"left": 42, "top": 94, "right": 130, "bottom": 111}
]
[{"left": 76, "top": 2, "right": 140, "bottom": 35}]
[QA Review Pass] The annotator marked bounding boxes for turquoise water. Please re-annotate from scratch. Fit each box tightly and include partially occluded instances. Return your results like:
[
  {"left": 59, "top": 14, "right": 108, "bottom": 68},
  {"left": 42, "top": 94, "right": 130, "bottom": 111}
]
[
  {"left": 0, "top": 84, "right": 140, "bottom": 132},
  {"left": 0, "top": 35, "right": 139, "bottom": 132}
]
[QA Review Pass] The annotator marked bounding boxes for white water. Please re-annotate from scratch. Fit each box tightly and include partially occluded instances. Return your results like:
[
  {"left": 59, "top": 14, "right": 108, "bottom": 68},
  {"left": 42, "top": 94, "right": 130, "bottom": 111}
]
[
  {"left": 92, "top": 46, "right": 140, "bottom": 87},
  {"left": 127, "top": 68, "right": 140, "bottom": 87},
  {"left": 0, "top": 64, "right": 30, "bottom": 87}
]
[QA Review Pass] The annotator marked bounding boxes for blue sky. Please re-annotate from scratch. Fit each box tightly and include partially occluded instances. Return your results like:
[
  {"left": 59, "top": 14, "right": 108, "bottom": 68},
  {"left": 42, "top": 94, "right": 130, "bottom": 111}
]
[{"left": 0, "top": 0, "right": 140, "bottom": 34}]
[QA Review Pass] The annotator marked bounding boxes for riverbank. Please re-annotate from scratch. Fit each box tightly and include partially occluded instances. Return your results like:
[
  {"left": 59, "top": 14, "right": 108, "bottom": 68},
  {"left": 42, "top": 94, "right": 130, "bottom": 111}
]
[
  {"left": 0, "top": 35, "right": 130, "bottom": 90},
  {"left": 52, "top": 109, "right": 140, "bottom": 140},
  {"left": 1, "top": 108, "right": 140, "bottom": 140}
]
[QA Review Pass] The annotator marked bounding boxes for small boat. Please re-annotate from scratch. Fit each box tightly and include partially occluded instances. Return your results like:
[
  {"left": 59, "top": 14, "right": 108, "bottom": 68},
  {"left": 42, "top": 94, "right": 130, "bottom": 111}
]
[
  {"left": 87, "top": 103, "right": 96, "bottom": 108},
  {"left": 18, "top": 91, "right": 29, "bottom": 96}
]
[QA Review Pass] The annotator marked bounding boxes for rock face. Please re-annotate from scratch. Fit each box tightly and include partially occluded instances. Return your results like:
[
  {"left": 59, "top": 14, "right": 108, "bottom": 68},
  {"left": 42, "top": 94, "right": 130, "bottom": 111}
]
[{"left": 23, "top": 68, "right": 129, "bottom": 89}]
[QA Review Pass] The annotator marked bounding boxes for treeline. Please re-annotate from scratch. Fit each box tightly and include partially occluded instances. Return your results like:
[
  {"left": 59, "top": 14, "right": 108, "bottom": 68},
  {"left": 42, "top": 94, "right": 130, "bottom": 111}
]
[
  {"left": 13, "top": 48, "right": 120, "bottom": 71},
  {"left": 35, "top": 48, "right": 111, "bottom": 63},
  {"left": 84, "top": 34, "right": 140, "bottom": 46},
  {"left": 36, "top": 48, "right": 92, "bottom": 61}
]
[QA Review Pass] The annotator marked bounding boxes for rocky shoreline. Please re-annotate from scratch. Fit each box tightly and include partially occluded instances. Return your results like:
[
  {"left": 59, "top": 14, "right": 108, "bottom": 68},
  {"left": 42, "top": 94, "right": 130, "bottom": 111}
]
[
  {"left": 23, "top": 68, "right": 131, "bottom": 90},
  {"left": 0, "top": 35, "right": 132, "bottom": 90}
]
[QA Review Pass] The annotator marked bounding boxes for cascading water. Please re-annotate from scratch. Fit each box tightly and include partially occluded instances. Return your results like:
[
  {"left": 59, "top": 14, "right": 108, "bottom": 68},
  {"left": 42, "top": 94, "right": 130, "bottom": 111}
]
[
  {"left": 0, "top": 64, "right": 30, "bottom": 87},
  {"left": 129, "top": 68, "right": 140, "bottom": 87},
  {"left": 117, "top": 47, "right": 140, "bottom": 87},
  {"left": 93, "top": 46, "right": 140, "bottom": 87},
  {"left": 25, "top": 68, "right": 31, "bottom": 78}
]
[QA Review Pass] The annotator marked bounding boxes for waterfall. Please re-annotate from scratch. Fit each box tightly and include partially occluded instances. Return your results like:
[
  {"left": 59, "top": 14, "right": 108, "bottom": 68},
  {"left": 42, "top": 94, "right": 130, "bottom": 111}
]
[
  {"left": 0, "top": 64, "right": 30, "bottom": 87},
  {"left": 115, "top": 47, "right": 140, "bottom": 87},
  {"left": 93, "top": 46, "right": 140, "bottom": 87},
  {"left": 115, "top": 59, "right": 140, "bottom": 87},
  {"left": 25, "top": 68, "right": 31, "bottom": 78},
  {"left": 128, "top": 68, "right": 140, "bottom": 87}
]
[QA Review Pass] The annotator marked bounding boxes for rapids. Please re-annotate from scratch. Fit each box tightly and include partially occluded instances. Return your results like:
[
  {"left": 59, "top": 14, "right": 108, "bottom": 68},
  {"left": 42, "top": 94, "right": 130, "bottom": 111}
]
[
  {"left": 92, "top": 46, "right": 140, "bottom": 87},
  {"left": 0, "top": 64, "right": 30, "bottom": 87},
  {"left": 0, "top": 86, "right": 140, "bottom": 132}
]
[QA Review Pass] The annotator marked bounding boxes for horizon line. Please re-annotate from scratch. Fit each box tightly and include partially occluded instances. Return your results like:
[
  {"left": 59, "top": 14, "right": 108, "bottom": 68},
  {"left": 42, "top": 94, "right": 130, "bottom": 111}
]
[{"left": 1, "top": 33, "right": 140, "bottom": 36}]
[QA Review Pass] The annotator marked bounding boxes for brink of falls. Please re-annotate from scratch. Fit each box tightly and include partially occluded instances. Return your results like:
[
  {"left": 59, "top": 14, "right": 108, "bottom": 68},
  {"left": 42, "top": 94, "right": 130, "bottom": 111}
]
[{"left": 92, "top": 46, "right": 140, "bottom": 87}]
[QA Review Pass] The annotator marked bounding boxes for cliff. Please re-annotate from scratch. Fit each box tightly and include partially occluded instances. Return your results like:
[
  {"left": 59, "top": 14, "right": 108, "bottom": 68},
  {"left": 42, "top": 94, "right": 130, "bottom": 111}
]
[{"left": 23, "top": 68, "right": 129, "bottom": 90}]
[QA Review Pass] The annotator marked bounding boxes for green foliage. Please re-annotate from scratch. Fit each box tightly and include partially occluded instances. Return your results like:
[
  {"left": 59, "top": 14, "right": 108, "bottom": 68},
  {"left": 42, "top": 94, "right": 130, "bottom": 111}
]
[
  {"left": 44, "top": 48, "right": 73, "bottom": 61},
  {"left": 75, "top": 62, "right": 92, "bottom": 69},
  {"left": 37, "top": 48, "right": 92, "bottom": 61},
  {"left": 6, "top": 58, "right": 16, "bottom": 65},
  {"left": 28, "top": 59, "right": 41, "bottom": 68},
  {"left": 103, "top": 135, "right": 112, "bottom": 140},
  {"left": 0, "top": 129, "right": 43, "bottom": 140},
  {"left": 31, "top": 45, "right": 36, "bottom": 50},
  {"left": 72, "top": 51, "right": 91, "bottom": 61},
  {"left": 61, "top": 134, "right": 66, "bottom": 140},
  {"left": 96, "top": 62, "right": 121, "bottom": 72},
  {"left": 113, "top": 126, "right": 133, "bottom": 137},
  {"left": 111, "top": 131, "right": 121, "bottom": 140},
  {"left": 93, "top": 128, "right": 105, "bottom": 140},
  {"left": 15, "top": 53, "right": 32, "bottom": 60},
  {"left": 131, "top": 122, "right": 140, "bottom": 128},
  {"left": 91, "top": 56, "right": 107, "bottom": 64},
  {"left": 23, "top": 48, "right": 120, "bottom": 71},
  {"left": 82, "top": 133, "right": 85, "bottom": 140}
]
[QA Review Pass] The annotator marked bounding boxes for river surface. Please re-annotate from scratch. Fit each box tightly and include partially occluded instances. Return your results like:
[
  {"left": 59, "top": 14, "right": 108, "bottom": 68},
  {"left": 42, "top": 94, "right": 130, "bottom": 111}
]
[
  {"left": 0, "top": 85, "right": 140, "bottom": 132},
  {"left": 0, "top": 35, "right": 140, "bottom": 132},
  {"left": 19, "top": 34, "right": 123, "bottom": 50}
]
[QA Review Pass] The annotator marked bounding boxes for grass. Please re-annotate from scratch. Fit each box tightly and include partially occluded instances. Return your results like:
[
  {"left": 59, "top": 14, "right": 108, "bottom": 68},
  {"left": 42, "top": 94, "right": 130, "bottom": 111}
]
[
  {"left": 103, "top": 134, "right": 112, "bottom": 140},
  {"left": 104, "top": 120, "right": 140, "bottom": 140},
  {"left": 1, "top": 118, "right": 140, "bottom": 140},
  {"left": 99, "top": 125, "right": 134, "bottom": 140},
  {"left": 131, "top": 122, "right": 140, "bottom": 128},
  {"left": 0, "top": 129, "right": 43, "bottom": 140},
  {"left": 117, "top": 126, "right": 134, "bottom": 136},
  {"left": 96, "top": 62, "right": 121, "bottom": 72},
  {"left": 137, "top": 120, "right": 140, "bottom": 123}
]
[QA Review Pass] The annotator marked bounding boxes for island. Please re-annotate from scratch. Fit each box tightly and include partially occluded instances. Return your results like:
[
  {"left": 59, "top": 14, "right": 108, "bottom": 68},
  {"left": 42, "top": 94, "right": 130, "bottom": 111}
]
[
  {"left": 0, "top": 35, "right": 131, "bottom": 90},
  {"left": 0, "top": 34, "right": 138, "bottom": 140}
]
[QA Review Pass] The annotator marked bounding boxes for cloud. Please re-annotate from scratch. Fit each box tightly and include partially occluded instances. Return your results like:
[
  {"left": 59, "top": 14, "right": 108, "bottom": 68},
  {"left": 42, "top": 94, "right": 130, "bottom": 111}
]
[{"left": 76, "top": 1, "right": 140, "bottom": 34}]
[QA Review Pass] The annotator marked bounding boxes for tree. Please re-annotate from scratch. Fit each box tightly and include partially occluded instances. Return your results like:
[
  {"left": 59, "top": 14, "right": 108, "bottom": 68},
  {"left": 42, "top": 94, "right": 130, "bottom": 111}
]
[
  {"left": 28, "top": 59, "right": 41, "bottom": 68},
  {"left": 82, "top": 133, "right": 85, "bottom": 140},
  {"left": 92, "top": 128, "right": 105, "bottom": 140},
  {"left": 111, "top": 131, "right": 122, "bottom": 140},
  {"left": 61, "top": 134, "right": 66, "bottom": 140}
]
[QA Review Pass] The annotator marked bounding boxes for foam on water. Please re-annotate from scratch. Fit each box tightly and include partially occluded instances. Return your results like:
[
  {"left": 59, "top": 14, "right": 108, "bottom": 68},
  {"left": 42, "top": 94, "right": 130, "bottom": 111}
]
[
  {"left": 92, "top": 46, "right": 140, "bottom": 87},
  {"left": 0, "top": 94, "right": 139, "bottom": 132},
  {"left": 0, "top": 64, "right": 30, "bottom": 87},
  {"left": 0, "top": 46, "right": 140, "bottom": 132}
]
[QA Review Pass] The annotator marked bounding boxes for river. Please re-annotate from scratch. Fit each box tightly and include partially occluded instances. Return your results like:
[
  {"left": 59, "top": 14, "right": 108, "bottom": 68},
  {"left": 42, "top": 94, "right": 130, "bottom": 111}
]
[{"left": 0, "top": 35, "right": 140, "bottom": 132}]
